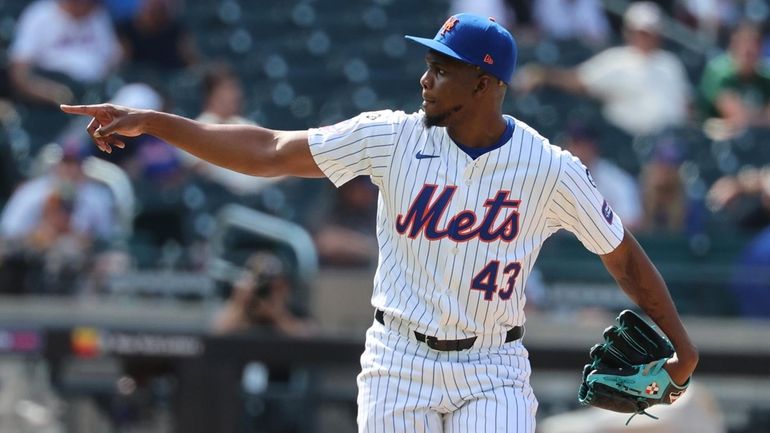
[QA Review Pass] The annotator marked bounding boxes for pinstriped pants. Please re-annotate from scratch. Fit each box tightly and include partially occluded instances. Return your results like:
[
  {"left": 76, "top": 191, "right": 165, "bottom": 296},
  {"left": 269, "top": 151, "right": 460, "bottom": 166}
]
[{"left": 357, "top": 319, "right": 538, "bottom": 433}]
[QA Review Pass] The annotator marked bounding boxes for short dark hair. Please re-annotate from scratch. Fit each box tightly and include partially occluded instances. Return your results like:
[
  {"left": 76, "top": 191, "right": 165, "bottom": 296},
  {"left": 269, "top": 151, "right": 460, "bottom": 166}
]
[{"left": 202, "top": 62, "right": 239, "bottom": 99}]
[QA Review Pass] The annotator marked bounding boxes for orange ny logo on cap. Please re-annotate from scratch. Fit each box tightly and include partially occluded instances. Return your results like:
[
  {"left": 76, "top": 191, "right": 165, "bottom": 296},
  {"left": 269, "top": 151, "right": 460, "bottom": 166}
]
[
  {"left": 484, "top": 54, "right": 494, "bottom": 65},
  {"left": 441, "top": 16, "right": 459, "bottom": 35}
]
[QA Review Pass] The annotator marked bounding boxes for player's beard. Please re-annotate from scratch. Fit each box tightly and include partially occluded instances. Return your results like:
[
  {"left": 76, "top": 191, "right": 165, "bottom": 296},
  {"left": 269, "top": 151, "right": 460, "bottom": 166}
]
[{"left": 423, "top": 105, "right": 463, "bottom": 128}]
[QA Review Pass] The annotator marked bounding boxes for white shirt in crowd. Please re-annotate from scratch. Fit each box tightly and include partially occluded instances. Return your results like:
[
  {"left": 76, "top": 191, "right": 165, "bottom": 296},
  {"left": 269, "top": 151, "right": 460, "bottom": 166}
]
[
  {"left": 578, "top": 46, "right": 691, "bottom": 136},
  {"left": 0, "top": 175, "right": 115, "bottom": 241},
  {"left": 9, "top": 0, "right": 121, "bottom": 83}
]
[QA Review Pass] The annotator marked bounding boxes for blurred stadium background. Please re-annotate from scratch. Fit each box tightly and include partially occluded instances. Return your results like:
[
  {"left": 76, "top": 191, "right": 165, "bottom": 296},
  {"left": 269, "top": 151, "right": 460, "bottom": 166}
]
[{"left": 0, "top": 0, "right": 770, "bottom": 432}]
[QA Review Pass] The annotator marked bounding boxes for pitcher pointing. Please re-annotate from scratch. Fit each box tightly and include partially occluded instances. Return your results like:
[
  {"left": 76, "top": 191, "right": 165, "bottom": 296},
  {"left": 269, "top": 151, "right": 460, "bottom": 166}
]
[{"left": 62, "top": 13, "right": 697, "bottom": 433}]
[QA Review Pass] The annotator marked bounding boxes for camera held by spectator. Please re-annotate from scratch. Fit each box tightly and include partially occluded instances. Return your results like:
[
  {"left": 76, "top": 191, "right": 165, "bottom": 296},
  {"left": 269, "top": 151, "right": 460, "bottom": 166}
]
[{"left": 212, "top": 252, "right": 315, "bottom": 337}]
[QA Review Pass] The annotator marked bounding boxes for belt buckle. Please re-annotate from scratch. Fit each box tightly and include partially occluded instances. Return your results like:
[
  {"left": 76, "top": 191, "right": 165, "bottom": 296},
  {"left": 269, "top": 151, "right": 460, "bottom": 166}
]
[{"left": 426, "top": 336, "right": 440, "bottom": 350}]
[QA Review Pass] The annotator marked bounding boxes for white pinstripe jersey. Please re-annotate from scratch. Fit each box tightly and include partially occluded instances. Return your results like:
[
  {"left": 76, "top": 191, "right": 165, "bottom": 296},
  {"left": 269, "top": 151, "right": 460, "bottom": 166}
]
[{"left": 309, "top": 110, "right": 624, "bottom": 341}]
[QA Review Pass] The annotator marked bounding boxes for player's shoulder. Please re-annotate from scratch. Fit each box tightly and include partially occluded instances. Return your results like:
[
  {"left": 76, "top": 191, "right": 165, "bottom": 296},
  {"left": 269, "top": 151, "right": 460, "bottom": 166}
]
[
  {"left": 358, "top": 109, "right": 407, "bottom": 121},
  {"left": 512, "top": 117, "right": 586, "bottom": 173},
  {"left": 354, "top": 109, "right": 418, "bottom": 129},
  {"left": 362, "top": 109, "right": 426, "bottom": 132},
  {"left": 509, "top": 116, "right": 566, "bottom": 158},
  {"left": 312, "top": 109, "right": 414, "bottom": 137}
]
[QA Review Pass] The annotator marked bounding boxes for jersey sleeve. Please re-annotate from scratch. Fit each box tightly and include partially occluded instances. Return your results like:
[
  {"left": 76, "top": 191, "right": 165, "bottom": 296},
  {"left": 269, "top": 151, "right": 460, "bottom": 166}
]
[
  {"left": 307, "top": 110, "right": 404, "bottom": 187},
  {"left": 546, "top": 152, "right": 625, "bottom": 255}
]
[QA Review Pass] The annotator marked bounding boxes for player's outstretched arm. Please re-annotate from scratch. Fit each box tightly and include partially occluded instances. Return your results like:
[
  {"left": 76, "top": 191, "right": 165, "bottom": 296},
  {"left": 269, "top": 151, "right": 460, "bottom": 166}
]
[
  {"left": 60, "top": 104, "right": 324, "bottom": 178},
  {"left": 599, "top": 228, "right": 699, "bottom": 386}
]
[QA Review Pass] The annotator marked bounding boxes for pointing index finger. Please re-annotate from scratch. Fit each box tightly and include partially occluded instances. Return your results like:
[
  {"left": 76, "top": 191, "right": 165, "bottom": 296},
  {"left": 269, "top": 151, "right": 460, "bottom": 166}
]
[{"left": 60, "top": 104, "right": 105, "bottom": 116}]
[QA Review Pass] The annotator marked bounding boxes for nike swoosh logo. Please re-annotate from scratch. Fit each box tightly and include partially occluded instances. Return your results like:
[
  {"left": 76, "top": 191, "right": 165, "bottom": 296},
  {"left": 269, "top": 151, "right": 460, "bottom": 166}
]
[{"left": 415, "top": 151, "right": 439, "bottom": 160}]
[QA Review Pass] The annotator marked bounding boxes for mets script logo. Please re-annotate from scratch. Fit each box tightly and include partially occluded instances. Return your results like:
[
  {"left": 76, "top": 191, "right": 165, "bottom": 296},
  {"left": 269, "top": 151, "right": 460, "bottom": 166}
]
[{"left": 395, "top": 184, "right": 520, "bottom": 242}]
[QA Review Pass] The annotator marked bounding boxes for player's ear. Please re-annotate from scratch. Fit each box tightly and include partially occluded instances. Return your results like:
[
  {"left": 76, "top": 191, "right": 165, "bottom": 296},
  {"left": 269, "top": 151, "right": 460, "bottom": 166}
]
[{"left": 473, "top": 75, "right": 491, "bottom": 95}]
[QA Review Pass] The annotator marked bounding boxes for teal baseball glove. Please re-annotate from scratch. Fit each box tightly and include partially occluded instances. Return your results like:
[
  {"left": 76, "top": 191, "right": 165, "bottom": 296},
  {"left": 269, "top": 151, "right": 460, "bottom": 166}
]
[{"left": 577, "top": 310, "right": 690, "bottom": 422}]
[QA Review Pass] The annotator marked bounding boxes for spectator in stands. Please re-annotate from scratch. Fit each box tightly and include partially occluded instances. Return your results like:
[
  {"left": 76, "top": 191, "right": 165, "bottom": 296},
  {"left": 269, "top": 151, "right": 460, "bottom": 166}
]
[
  {"left": 729, "top": 226, "right": 770, "bottom": 318},
  {"left": 210, "top": 252, "right": 316, "bottom": 433},
  {"left": 60, "top": 82, "right": 190, "bottom": 258},
  {"left": 639, "top": 137, "right": 690, "bottom": 233},
  {"left": 197, "top": 63, "right": 250, "bottom": 126},
  {"left": 708, "top": 154, "right": 770, "bottom": 318},
  {"left": 0, "top": 101, "right": 21, "bottom": 203},
  {"left": 707, "top": 165, "right": 770, "bottom": 231},
  {"left": 699, "top": 23, "right": 770, "bottom": 137},
  {"left": 9, "top": 0, "right": 122, "bottom": 106},
  {"left": 116, "top": 0, "right": 199, "bottom": 71},
  {"left": 311, "top": 177, "right": 379, "bottom": 267},
  {"left": 212, "top": 252, "right": 315, "bottom": 337},
  {"left": 99, "top": 83, "right": 175, "bottom": 176},
  {"left": 111, "top": 84, "right": 192, "bottom": 250},
  {"left": 675, "top": 0, "right": 739, "bottom": 42},
  {"left": 56, "top": 82, "right": 165, "bottom": 163},
  {"left": 532, "top": 0, "right": 610, "bottom": 46},
  {"left": 9, "top": 0, "right": 122, "bottom": 151},
  {"left": 515, "top": 2, "right": 691, "bottom": 137},
  {"left": 564, "top": 123, "right": 643, "bottom": 230},
  {"left": 180, "top": 63, "right": 277, "bottom": 197},
  {"left": 0, "top": 143, "right": 116, "bottom": 294},
  {"left": 103, "top": 0, "right": 141, "bottom": 21}
]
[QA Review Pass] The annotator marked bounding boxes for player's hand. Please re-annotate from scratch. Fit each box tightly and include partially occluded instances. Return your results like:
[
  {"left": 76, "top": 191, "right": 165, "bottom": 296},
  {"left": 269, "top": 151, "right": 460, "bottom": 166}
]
[
  {"left": 60, "top": 103, "right": 148, "bottom": 154},
  {"left": 664, "top": 345, "right": 698, "bottom": 386}
]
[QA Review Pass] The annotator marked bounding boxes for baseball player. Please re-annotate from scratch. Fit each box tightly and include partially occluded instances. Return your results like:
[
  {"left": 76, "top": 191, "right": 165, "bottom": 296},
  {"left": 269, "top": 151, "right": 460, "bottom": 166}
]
[{"left": 61, "top": 13, "right": 698, "bottom": 433}]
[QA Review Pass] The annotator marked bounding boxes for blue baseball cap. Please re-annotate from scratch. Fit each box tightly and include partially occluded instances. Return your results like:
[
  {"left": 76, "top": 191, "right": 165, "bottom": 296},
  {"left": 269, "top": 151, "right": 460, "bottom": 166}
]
[{"left": 405, "top": 13, "right": 517, "bottom": 84}]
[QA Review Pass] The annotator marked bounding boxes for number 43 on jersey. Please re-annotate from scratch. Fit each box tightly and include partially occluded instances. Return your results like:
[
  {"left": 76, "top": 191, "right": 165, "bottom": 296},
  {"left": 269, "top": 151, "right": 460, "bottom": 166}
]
[{"left": 471, "top": 261, "right": 522, "bottom": 301}]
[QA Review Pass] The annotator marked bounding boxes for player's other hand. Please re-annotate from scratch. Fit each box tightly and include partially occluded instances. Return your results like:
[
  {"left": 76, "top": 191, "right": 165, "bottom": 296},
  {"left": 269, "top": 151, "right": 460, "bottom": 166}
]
[{"left": 60, "top": 103, "right": 148, "bottom": 154}]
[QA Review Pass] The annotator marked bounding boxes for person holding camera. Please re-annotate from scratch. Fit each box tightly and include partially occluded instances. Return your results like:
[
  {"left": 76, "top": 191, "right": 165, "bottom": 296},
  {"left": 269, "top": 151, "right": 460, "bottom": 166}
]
[{"left": 211, "top": 252, "right": 315, "bottom": 337}]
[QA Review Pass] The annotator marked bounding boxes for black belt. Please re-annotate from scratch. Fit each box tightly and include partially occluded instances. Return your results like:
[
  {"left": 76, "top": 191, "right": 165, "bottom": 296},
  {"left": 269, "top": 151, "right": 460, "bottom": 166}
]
[{"left": 375, "top": 309, "right": 523, "bottom": 351}]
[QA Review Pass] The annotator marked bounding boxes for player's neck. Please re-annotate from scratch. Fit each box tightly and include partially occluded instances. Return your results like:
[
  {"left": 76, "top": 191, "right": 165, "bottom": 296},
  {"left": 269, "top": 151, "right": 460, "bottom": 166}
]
[{"left": 447, "top": 115, "right": 507, "bottom": 149}]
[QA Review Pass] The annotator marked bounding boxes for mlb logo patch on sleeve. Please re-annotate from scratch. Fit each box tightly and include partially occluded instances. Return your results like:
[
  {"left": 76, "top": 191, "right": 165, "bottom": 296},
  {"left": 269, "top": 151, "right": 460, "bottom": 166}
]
[{"left": 601, "top": 200, "right": 614, "bottom": 224}]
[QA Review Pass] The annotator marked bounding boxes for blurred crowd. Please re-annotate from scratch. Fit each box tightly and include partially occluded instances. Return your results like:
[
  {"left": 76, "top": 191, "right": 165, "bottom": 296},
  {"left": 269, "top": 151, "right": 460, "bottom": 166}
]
[{"left": 0, "top": 0, "right": 769, "bottom": 318}]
